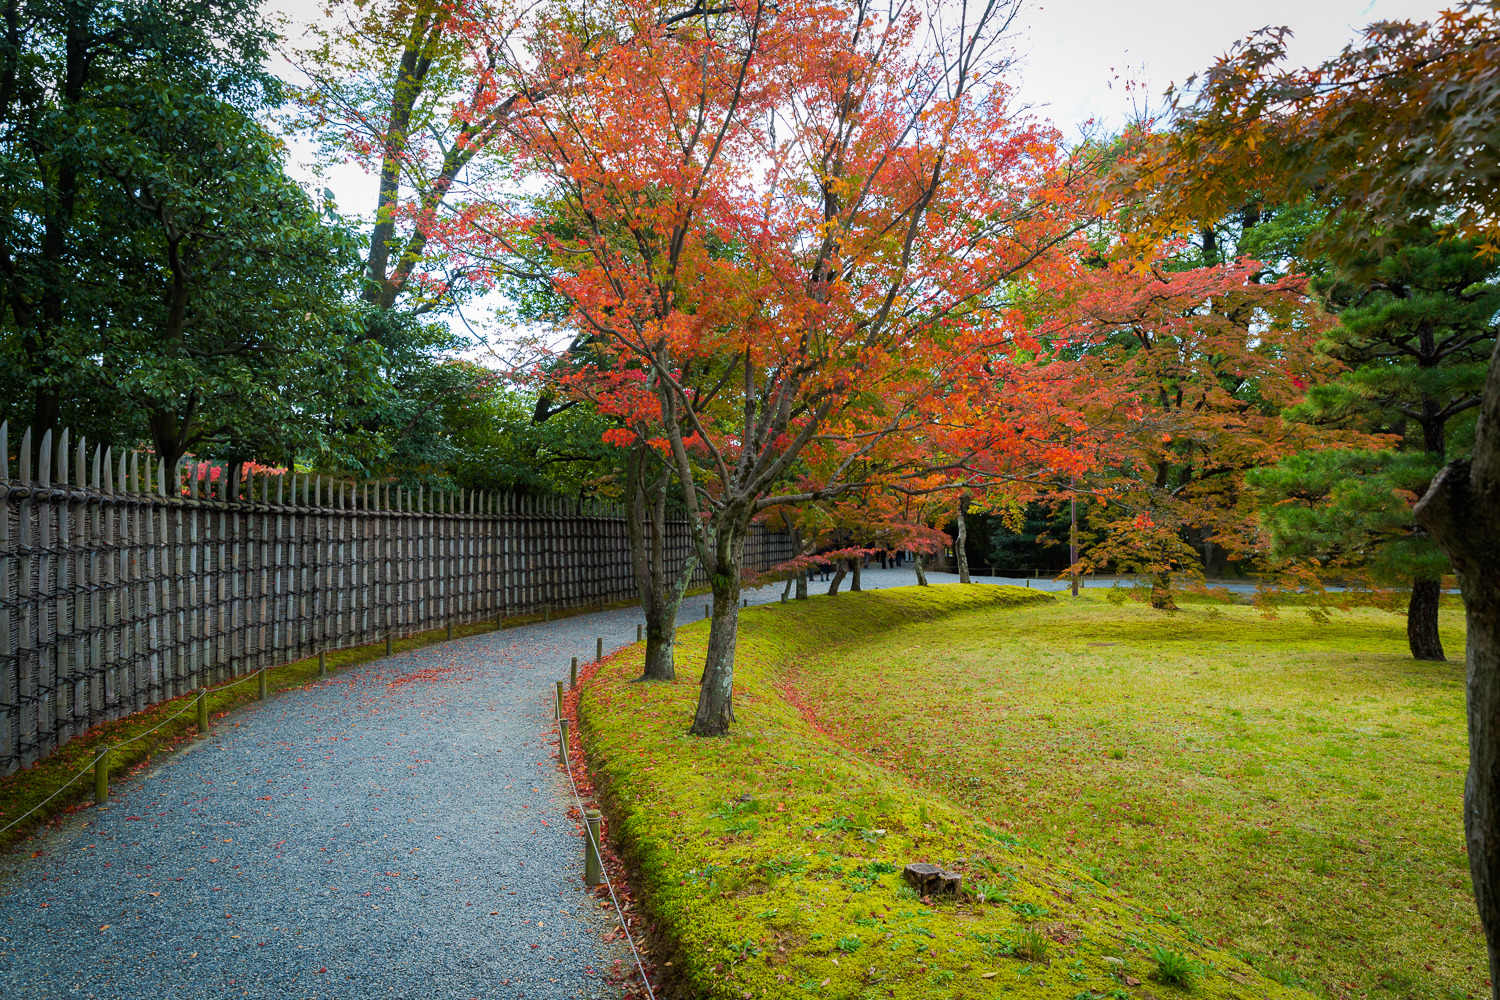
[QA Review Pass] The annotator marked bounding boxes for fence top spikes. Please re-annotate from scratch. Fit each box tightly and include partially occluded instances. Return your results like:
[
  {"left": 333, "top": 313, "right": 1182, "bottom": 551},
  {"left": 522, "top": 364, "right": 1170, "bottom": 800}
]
[{"left": 37, "top": 429, "right": 51, "bottom": 487}]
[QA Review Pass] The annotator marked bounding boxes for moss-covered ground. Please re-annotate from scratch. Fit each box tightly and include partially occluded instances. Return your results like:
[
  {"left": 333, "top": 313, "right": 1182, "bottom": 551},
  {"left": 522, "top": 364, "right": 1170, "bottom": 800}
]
[
  {"left": 780, "top": 590, "right": 1478, "bottom": 1000},
  {"left": 577, "top": 585, "right": 1331, "bottom": 1000}
]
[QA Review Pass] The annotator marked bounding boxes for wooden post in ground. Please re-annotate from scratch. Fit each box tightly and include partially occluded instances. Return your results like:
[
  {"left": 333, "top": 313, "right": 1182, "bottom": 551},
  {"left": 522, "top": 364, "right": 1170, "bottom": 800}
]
[
  {"left": 94, "top": 747, "right": 109, "bottom": 805},
  {"left": 595, "top": 638, "right": 602, "bottom": 663},
  {"left": 571, "top": 657, "right": 578, "bottom": 688},
  {"left": 555, "top": 680, "right": 564, "bottom": 719},
  {"left": 318, "top": 650, "right": 327, "bottom": 678},
  {"left": 559, "top": 717, "right": 570, "bottom": 769},
  {"left": 197, "top": 689, "right": 208, "bottom": 736},
  {"left": 584, "top": 810, "right": 602, "bottom": 886}
]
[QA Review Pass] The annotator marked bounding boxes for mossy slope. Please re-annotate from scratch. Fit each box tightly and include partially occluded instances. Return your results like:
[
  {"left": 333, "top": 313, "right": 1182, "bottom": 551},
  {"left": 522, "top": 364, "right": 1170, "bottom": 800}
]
[{"left": 578, "top": 585, "right": 1313, "bottom": 1000}]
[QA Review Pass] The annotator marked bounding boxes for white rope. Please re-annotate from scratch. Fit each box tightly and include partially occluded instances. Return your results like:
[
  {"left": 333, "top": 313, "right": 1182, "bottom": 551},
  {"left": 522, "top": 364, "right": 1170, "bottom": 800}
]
[
  {"left": 559, "top": 722, "right": 657, "bottom": 1000},
  {"left": 0, "top": 667, "right": 268, "bottom": 837}
]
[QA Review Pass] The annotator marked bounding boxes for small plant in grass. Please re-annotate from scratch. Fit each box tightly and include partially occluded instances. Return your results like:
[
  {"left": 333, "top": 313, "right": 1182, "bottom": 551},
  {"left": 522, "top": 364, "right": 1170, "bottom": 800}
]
[
  {"left": 932, "top": 969, "right": 956, "bottom": 984},
  {"left": 726, "top": 937, "right": 761, "bottom": 963},
  {"left": 975, "top": 879, "right": 1011, "bottom": 903},
  {"left": 837, "top": 935, "right": 863, "bottom": 953},
  {"left": 1148, "top": 944, "right": 1201, "bottom": 987},
  {"left": 1109, "top": 748, "right": 1126, "bottom": 759},
  {"left": 710, "top": 800, "right": 754, "bottom": 821},
  {"left": 1014, "top": 928, "right": 1051, "bottom": 962},
  {"left": 1263, "top": 964, "right": 1308, "bottom": 988},
  {"left": 896, "top": 885, "right": 919, "bottom": 902},
  {"left": 1012, "top": 901, "right": 1050, "bottom": 920}
]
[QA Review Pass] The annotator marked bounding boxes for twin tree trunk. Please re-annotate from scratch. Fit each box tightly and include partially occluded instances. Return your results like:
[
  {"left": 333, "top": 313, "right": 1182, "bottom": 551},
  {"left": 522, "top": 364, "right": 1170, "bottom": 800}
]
[
  {"left": 626, "top": 448, "right": 686, "bottom": 682},
  {"left": 1413, "top": 339, "right": 1500, "bottom": 995}
]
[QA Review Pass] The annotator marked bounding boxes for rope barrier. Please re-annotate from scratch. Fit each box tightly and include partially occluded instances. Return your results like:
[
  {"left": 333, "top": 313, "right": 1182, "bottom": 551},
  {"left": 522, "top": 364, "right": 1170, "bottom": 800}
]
[
  {"left": 558, "top": 719, "right": 657, "bottom": 1000},
  {"left": 0, "top": 662, "right": 282, "bottom": 838}
]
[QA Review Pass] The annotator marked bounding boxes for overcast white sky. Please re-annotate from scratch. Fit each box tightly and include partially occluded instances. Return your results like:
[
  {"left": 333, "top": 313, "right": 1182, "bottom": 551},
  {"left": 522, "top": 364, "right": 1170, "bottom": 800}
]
[{"left": 1007, "top": 0, "right": 1449, "bottom": 138}]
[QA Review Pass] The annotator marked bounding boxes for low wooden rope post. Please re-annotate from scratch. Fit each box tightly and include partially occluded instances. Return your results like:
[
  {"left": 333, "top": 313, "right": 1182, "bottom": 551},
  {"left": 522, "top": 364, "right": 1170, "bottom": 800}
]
[
  {"left": 559, "top": 717, "right": 570, "bottom": 769},
  {"left": 196, "top": 690, "right": 209, "bottom": 736},
  {"left": 584, "top": 810, "right": 602, "bottom": 887},
  {"left": 446, "top": 621, "right": 453, "bottom": 640},
  {"left": 258, "top": 668, "right": 268, "bottom": 701},
  {"left": 543, "top": 606, "right": 550, "bottom": 622},
  {"left": 94, "top": 747, "right": 110, "bottom": 805},
  {"left": 571, "top": 657, "right": 578, "bottom": 688},
  {"left": 555, "top": 680, "right": 564, "bottom": 720},
  {"left": 636, "top": 624, "right": 642, "bottom": 643},
  {"left": 595, "top": 638, "right": 602, "bottom": 663},
  {"left": 318, "top": 650, "right": 327, "bottom": 678},
  {"left": 385, "top": 634, "right": 394, "bottom": 656},
  {"left": 704, "top": 603, "right": 709, "bottom": 619}
]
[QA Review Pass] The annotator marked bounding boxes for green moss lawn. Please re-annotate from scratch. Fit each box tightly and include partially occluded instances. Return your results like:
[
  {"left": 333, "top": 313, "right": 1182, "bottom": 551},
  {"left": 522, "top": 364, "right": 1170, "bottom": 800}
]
[
  {"left": 777, "top": 589, "right": 1478, "bottom": 1000},
  {"left": 577, "top": 586, "right": 1342, "bottom": 1000}
]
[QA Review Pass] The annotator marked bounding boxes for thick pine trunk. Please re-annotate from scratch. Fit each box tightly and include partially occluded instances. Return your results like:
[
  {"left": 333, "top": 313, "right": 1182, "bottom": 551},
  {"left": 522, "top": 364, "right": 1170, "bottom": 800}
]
[
  {"left": 956, "top": 500, "right": 971, "bottom": 583},
  {"left": 1413, "top": 339, "right": 1500, "bottom": 996},
  {"left": 1408, "top": 577, "right": 1446, "bottom": 662},
  {"left": 914, "top": 552, "right": 929, "bottom": 586}
]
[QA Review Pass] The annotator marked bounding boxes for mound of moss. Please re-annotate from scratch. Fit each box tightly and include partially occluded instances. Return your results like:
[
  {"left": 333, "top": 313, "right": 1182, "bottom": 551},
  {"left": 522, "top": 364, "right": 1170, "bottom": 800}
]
[{"left": 577, "top": 585, "right": 1313, "bottom": 999}]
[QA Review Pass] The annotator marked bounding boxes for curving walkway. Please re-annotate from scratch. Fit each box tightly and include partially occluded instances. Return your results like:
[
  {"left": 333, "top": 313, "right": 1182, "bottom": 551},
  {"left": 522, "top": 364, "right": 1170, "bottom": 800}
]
[{"left": 0, "top": 611, "right": 659, "bottom": 1000}]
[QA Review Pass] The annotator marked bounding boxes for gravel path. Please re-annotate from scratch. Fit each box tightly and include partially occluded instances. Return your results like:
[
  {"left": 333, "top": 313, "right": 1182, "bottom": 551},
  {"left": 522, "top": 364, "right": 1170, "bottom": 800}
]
[{"left": 0, "top": 612, "right": 658, "bottom": 1000}]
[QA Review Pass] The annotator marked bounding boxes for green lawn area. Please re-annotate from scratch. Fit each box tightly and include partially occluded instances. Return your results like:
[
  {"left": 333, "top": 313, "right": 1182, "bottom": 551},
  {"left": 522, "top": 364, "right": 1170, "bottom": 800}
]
[
  {"left": 577, "top": 586, "right": 1345, "bottom": 1000},
  {"left": 782, "top": 590, "right": 1478, "bottom": 1000}
]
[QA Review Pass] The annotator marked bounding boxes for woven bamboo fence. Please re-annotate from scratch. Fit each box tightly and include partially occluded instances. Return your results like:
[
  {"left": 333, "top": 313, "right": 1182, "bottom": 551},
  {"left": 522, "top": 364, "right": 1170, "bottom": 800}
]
[{"left": 0, "top": 423, "right": 792, "bottom": 775}]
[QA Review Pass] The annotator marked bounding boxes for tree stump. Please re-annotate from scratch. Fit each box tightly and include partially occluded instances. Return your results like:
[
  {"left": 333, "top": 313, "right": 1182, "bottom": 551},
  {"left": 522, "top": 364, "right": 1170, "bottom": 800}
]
[{"left": 903, "top": 862, "right": 962, "bottom": 897}]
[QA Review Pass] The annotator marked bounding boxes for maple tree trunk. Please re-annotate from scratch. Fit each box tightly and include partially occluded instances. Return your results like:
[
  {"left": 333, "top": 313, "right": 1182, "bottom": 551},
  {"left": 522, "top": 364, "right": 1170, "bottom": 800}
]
[
  {"left": 689, "top": 524, "right": 747, "bottom": 737},
  {"left": 1413, "top": 338, "right": 1500, "bottom": 998},
  {"left": 914, "top": 552, "right": 929, "bottom": 586},
  {"left": 1407, "top": 577, "right": 1446, "bottom": 662},
  {"left": 851, "top": 559, "right": 862, "bottom": 592},
  {"left": 1150, "top": 571, "right": 1177, "bottom": 610},
  {"left": 827, "top": 561, "right": 847, "bottom": 596},
  {"left": 956, "top": 500, "right": 972, "bottom": 583},
  {"left": 626, "top": 448, "right": 685, "bottom": 682},
  {"left": 796, "top": 572, "right": 808, "bottom": 600}
]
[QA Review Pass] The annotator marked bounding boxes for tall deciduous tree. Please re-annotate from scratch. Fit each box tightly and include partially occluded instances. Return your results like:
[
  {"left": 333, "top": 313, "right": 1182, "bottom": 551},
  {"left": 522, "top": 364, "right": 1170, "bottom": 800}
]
[
  {"left": 1037, "top": 246, "right": 1343, "bottom": 609},
  {"left": 471, "top": 0, "right": 1085, "bottom": 734},
  {"left": 0, "top": 0, "right": 279, "bottom": 442}
]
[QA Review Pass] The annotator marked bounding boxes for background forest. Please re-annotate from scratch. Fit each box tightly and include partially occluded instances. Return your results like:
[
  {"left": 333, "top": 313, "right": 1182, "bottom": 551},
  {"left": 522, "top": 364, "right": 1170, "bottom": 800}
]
[{"left": 1, "top": 0, "right": 1494, "bottom": 668}]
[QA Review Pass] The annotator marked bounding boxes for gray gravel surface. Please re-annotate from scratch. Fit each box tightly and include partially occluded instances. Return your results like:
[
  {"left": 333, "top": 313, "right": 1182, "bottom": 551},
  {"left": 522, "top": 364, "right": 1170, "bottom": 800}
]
[{"left": 0, "top": 613, "right": 651, "bottom": 1000}]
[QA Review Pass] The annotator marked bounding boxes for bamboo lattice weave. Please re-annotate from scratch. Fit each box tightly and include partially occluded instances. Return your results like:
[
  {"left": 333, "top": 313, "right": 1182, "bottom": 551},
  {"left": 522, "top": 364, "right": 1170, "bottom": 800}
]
[{"left": 0, "top": 423, "right": 793, "bottom": 774}]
